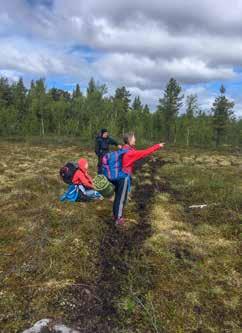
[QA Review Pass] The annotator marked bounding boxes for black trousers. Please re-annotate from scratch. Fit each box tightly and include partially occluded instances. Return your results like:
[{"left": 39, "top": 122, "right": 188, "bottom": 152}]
[
  {"left": 112, "top": 177, "right": 129, "bottom": 219},
  {"left": 97, "top": 155, "right": 103, "bottom": 174}
]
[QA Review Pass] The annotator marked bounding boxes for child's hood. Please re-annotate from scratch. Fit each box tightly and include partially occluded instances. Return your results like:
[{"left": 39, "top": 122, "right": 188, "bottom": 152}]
[{"left": 77, "top": 158, "right": 88, "bottom": 172}]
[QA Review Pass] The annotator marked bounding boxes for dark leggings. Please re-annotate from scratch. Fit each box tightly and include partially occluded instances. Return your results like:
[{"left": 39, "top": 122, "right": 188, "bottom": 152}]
[
  {"left": 112, "top": 177, "right": 129, "bottom": 219},
  {"left": 97, "top": 156, "right": 103, "bottom": 174}
]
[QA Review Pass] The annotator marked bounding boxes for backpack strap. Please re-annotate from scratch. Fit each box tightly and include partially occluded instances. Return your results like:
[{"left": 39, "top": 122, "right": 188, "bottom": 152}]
[
  {"left": 114, "top": 151, "right": 119, "bottom": 179},
  {"left": 102, "top": 154, "right": 111, "bottom": 178}
]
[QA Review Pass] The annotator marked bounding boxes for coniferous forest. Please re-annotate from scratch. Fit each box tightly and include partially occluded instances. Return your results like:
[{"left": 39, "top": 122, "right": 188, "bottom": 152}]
[{"left": 0, "top": 76, "right": 241, "bottom": 147}]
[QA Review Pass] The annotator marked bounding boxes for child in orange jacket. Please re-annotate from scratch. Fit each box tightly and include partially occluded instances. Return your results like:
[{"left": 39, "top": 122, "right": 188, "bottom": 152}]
[
  {"left": 60, "top": 158, "right": 103, "bottom": 202},
  {"left": 72, "top": 158, "right": 94, "bottom": 188}
]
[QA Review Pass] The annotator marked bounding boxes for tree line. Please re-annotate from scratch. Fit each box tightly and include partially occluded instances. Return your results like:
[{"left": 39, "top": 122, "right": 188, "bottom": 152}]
[{"left": 0, "top": 76, "right": 241, "bottom": 147}]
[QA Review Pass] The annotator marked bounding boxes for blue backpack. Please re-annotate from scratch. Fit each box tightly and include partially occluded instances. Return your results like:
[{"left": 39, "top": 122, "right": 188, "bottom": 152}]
[{"left": 102, "top": 149, "right": 130, "bottom": 181}]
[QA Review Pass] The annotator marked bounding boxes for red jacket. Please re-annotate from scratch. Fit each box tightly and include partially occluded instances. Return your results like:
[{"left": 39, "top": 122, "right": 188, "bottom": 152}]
[
  {"left": 122, "top": 144, "right": 161, "bottom": 175},
  {"left": 72, "top": 158, "right": 94, "bottom": 189}
]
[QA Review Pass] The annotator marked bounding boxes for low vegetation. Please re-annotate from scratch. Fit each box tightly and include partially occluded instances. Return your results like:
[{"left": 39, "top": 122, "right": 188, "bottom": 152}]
[{"left": 0, "top": 142, "right": 241, "bottom": 332}]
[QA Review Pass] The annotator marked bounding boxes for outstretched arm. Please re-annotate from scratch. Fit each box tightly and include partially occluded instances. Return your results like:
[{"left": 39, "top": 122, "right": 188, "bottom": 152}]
[
  {"left": 124, "top": 144, "right": 164, "bottom": 167},
  {"left": 108, "top": 137, "right": 118, "bottom": 146}
]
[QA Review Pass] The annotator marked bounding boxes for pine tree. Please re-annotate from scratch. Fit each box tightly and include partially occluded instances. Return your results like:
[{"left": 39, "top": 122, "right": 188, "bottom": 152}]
[
  {"left": 132, "top": 96, "right": 143, "bottom": 112},
  {"left": 0, "top": 77, "right": 14, "bottom": 135},
  {"left": 87, "top": 78, "right": 96, "bottom": 97},
  {"left": 142, "top": 104, "right": 153, "bottom": 141},
  {"left": 28, "top": 79, "right": 49, "bottom": 136},
  {"left": 113, "top": 86, "right": 131, "bottom": 135},
  {"left": 73, "top": 84, "right": 82, "bottom": 99},
  {"left": 212, "top": 85, "right": 234, "bottom": 147},
  {"left": 85, "top": 78, "right": 108, "bottom": 138},
  {"left": 12, "top": 78, "right": 27, "bottom": 134},
  {"left": 185, "top": 94, "right": 199, "bottom": 146},
  {"left": 157, "top": 78, "right": 183, "bottom": 143},
  {"left": 130, "top": 96, "right": 143, "bottom": 137},
  {"left": 49, "top": 88, "right": 62, "bottom": 101},
  {"left": 71, "top": 85, "right": 84, "bottom": 135}
]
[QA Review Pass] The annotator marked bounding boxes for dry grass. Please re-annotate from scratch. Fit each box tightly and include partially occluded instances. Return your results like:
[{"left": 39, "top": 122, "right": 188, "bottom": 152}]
[
  {"left": 0, "top": 142, "right": 241, "bottom": 333},
  {"left": 136, "top": 158, "right": 241, "bottom": 333},
  {"left": 0, "top": 142, "right": 107, "bottom": 332}
]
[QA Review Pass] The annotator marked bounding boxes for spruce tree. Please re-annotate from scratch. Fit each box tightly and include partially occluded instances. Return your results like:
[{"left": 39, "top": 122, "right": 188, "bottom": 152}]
[
  {"left": 12, "top": 78, "right": 27, "bottom": 134},
  {"left": 73, "top": 84, "right": 82, "bottom": 99},
  {"left": 212, "top": 85, "right": 234, "bottom": 147},
  {"left": 113, "top": 86, "right": 131, "bottom": 135},
  {"left": 185, "top": 94, "right": 199, "bottom": 146},
  {"left": 157, "top": 78, "right": 183, "bottom": 143}
]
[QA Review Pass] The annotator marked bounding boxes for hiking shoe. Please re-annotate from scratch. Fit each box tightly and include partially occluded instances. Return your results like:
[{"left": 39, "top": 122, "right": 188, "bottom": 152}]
[{"left": 115, "top": 217, "right": 125, "bottom": 225}]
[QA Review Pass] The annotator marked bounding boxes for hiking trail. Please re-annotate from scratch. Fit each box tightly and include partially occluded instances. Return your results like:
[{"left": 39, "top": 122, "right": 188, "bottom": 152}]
[{"left": 65, "top": 158, "right": 167, "bottom": 332}]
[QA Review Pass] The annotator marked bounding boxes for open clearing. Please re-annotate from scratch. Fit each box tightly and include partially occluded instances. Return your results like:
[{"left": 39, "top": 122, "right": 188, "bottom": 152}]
[{"left": 0, "top": 142, "right": 241, "bottom": 333}]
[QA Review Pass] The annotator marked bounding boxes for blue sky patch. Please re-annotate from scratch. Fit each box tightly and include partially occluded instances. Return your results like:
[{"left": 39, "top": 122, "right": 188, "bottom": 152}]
[{"left": 26, "top": 0, "right": 53, "bottom": 9}]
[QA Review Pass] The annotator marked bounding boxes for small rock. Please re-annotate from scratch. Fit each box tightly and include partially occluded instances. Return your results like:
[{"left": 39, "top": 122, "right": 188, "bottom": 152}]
[
  {"left": 182, "top": 157, "right": 195, "bottom": 165},
  {"left": 195, "top": 157, "right": 204, "bottom": 164},
  {"left": 230, "top": 158, "right": 241, "bottom": 166},
  {"left": 218, "top": 160, "right": 231, "bottom": 167},
  {"left": 22, "top": 319, "right": 80, "bottom": 333},
  {"left": 162, "top": 157, "right": 175, "bottom": 164},
  {"left": 22, "top": 319, "right": 51, "bottom": 333},
  {"left": 203, "top": 157, "right": 218, "bottom": 165},
  {"left": 54, "top": 324, "right": 80, "bottom": 333}
]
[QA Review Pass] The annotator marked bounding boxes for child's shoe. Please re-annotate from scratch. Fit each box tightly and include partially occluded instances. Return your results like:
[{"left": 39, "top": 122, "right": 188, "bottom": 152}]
[{"left": 115, "top": 217, "right": 125, "bottom": 225}]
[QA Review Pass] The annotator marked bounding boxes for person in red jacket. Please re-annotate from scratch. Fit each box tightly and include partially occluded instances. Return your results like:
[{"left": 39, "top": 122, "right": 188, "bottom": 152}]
[
  {"left": 113, "top": 132, "right": 165, "bottom": 225},
  {"left": 72, "top": 158, "right": 103, "bottom": 201}
]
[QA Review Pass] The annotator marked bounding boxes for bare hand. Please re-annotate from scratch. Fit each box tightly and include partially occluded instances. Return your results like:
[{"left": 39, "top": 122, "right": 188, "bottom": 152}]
[
  {"left": 159, "top": 143, "right": 165, "bottom": 148},
  {"left": 118, "top": 145, "right": 122, "bottom": 149}
]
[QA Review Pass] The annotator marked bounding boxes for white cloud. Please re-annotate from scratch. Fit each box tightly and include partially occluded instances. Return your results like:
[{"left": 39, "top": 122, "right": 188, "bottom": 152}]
[
  {"left": 183, "top": 86, "right": 215, "bottom": 113},
  {"left": 0, "top": 38, "right": 94, "bottom": 80},
  {"left": 95, "top": 53, "right": 236, "bottom": 89},
  {"left": 0, "top": 69, "right": 20, "bottom": 82},
  {"left": 0, "top": 0, "right": 242, "bottom": 114},
  {"left": 128, "top": 86, "right": 161, "bottom": 108}
]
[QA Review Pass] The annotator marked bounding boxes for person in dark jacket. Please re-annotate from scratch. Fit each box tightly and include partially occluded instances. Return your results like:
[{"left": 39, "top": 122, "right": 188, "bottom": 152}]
[{"left": 95, "top": 128, "right": 121, "bottom": 174}]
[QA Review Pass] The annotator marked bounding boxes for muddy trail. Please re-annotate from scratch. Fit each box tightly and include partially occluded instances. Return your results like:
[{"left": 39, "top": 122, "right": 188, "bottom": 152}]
[{"left": 61, "top": 158, "right": 167, "bottom": 332}]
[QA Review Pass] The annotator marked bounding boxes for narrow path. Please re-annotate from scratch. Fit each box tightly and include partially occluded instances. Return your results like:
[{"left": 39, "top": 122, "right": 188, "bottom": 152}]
[{"left": 70, "top": 158, "right": 166, "bottom": 332}]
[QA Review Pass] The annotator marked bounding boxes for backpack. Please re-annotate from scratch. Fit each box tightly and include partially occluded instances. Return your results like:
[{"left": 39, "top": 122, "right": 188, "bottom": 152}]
[
  {"left": 60, "top": 184, "right": 98, "bottom": 202},
  {"left": 102, "top": 149, "right": 130, "bottom": 181},
  {"left": 59, "top": 162, "right": 78, "bottom": 184}
]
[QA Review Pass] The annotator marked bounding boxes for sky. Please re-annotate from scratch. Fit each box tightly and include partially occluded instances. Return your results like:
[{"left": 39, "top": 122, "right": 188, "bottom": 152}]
[{"left": 0, "top": 0, "right": 242, "bottom": 115}]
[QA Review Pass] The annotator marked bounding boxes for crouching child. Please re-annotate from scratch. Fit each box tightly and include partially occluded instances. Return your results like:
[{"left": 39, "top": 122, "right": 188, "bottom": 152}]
[{"left": 60, "top": 158, "right": 103, "bottom": 202}]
